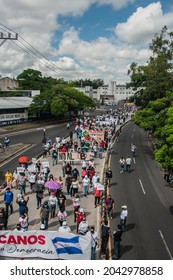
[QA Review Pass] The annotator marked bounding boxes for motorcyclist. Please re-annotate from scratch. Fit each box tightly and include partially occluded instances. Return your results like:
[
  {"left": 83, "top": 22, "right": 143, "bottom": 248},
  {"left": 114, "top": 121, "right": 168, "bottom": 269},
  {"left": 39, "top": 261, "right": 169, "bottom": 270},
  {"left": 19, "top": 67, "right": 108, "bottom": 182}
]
[{"left": 4, "top": 136, "right": 10, "bottom": 148}]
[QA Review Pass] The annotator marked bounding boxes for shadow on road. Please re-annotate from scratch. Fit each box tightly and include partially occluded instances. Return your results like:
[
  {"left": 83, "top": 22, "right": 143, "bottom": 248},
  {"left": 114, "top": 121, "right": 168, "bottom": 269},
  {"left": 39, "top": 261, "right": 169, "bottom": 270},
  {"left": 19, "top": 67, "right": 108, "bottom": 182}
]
[
  {"left": 125, "top": 223, "right": 135, "bottom": 232},
  {"left": 121, "top": 244, "right": 133, "bottom": 257},
  {"left": 169, "top": 206, "right": 173, "bottom": 215}
]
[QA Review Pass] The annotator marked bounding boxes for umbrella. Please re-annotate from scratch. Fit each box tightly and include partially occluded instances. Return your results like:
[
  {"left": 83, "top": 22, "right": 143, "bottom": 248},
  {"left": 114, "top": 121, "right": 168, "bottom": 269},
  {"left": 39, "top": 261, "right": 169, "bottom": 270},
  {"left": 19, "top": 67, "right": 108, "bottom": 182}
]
[
  {"left": 81, "top": 145, "right": 89, "bottom": 151},
  {"left": 18, "top": 156, "right": 30, "bottom": 163},
  {"left": 45, "top": 180, "right": 62, "bottom": 190}
]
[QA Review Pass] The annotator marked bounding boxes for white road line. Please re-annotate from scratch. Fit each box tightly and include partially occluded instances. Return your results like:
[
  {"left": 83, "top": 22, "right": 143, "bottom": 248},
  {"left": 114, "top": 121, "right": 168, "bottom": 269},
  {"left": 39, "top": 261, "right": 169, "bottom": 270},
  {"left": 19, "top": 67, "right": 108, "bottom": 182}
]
[
  {"left": 159, "top": 229, "right": 173, "bottom": 260},
  {"left": 0, "top": 144, "right": 35, "bottom": 167},
  {"left": 139, "top": 179, "right": 146, "bottom": 194},
  {"left": 133, "top": 157, "right": 136, "bottom": 164}
]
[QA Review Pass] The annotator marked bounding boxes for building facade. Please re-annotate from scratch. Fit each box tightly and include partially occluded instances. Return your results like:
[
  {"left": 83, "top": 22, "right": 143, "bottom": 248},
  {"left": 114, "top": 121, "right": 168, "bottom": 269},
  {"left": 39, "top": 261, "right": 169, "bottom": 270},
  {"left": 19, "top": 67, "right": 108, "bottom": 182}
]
[
  {"left": 0, "top": 77, "right": 19, "bottom": 91},
  {"left": 77, "top": 80, "right": 141, "bottom": 104}
]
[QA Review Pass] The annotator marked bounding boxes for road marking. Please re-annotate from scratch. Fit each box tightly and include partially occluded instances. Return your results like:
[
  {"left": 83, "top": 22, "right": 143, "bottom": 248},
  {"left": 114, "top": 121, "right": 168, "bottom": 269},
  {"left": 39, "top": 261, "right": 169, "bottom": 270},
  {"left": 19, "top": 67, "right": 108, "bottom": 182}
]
[
  {"left": 139, "top": 179, "right": 146, "bottom": 194},
  {"left": 0, "top": 144, "right": 35, "bottom": 167},
  {"left": 133, "top": 157, "right": 136, "bottom": 164},
  {"left": 159, "top": 229, "right": 173, "bottom": 260}
]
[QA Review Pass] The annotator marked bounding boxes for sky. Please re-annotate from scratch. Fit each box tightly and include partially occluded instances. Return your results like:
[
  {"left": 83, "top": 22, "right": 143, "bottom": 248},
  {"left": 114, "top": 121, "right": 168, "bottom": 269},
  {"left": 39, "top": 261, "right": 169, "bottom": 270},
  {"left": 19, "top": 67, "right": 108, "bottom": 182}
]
[{"left": 0, "top": 0, "right": 173, "bottom": 84}]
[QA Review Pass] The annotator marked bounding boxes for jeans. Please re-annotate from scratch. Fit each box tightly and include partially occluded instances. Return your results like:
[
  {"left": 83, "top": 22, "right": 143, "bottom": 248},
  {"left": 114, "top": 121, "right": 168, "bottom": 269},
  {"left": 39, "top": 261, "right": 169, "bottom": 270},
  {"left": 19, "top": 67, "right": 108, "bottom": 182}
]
[
  {"left": 126, "top": 164, "right": 131, "bottom": 173},
  {"left": 52, "top": 157, "right": 57, "bottom": 166},
  {"left": 62, "top": 167, "right": 65, "bottom": 177},
  {"left": 114, "top": 240, "right": 120, "bottom": 258},
  {"left": 95, "top": 196, "right": 100, "bottom": 206},
  {"left": 120, "top": 218, "right": 126, "bottom": 231},
  {"left": 120, "top": 165, "right": 124, "bottom": 173},
  {"left": 83, "top": 185, "right": 89, "bottom": 197},
  {"left": 91, "top": 246, "right": 97, "bottom": 260},
  {"left": 50, "top": 205, "right": 56, "bottom": 218},
  {"left": 101, "top": 237, "right": 108, "bottom": 255},
  {"left": 19, "top": 184, "right": 26, "bottom": 195},
  {"left": 36, "top": 194, "right": 42, "bottom": 209},
  {"left": 5, "top": 203, "right": 13, "bottom": 217}
]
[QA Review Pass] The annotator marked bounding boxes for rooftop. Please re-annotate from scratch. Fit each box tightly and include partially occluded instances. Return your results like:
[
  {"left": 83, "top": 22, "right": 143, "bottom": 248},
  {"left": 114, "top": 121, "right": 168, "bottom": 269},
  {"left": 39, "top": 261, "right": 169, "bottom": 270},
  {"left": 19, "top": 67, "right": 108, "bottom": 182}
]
[{"left": 0, "top": 97, "right": 32, "bottom": 109}]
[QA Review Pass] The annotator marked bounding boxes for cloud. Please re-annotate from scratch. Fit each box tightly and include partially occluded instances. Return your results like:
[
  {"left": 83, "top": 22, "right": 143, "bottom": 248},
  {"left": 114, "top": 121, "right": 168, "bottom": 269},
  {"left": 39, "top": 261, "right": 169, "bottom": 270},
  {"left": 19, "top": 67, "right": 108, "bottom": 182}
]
[
  {"left": 56, "top": 27, "right": 152, "bottom": 82},
  {"left": 0, "top": 1, "right": 171, "bottom": 84},
  {"left": 95, "top": 0, "right": 136, "bottom": 10},
  {"left": 115, "top": 1, "right": 173, "bottom": 45}
]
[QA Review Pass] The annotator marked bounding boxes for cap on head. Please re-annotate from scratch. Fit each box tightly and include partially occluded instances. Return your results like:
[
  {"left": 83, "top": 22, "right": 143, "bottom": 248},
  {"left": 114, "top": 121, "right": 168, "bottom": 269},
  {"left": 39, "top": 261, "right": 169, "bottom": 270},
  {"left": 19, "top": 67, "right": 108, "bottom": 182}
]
[
  {"left": 80, "top": 208, "right": 84, "bottom": 213},
  {"left": 121, "top": 205, "right": 127, "bottom": 209},
  {"left": 62, "top": 221, "right": 67, "bottom": 226}
]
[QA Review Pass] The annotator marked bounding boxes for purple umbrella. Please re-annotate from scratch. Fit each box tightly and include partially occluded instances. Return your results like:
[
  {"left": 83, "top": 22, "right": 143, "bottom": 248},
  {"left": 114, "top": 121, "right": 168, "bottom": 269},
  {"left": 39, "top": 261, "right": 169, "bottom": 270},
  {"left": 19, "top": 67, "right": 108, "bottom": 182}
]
[{"left": 45, "top": 180, "right": 62, "bottom": 190}]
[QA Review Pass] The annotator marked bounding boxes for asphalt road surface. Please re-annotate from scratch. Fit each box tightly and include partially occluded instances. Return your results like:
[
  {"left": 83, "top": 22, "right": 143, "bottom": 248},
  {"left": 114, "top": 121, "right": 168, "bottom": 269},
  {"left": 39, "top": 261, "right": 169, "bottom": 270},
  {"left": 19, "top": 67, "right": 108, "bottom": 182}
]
[
  {"left": 0, "top": 123, "right": 69, "bottom": 185},
  {"left": 109, "top": 121, "right": 173, "bottom": 260}
]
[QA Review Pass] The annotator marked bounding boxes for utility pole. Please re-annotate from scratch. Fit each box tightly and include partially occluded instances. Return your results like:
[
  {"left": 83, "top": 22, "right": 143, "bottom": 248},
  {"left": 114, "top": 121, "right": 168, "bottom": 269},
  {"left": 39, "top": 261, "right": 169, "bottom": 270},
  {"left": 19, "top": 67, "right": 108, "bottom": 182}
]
[{"left": 0, "top": 32, "right": 18, "bottom": 47}]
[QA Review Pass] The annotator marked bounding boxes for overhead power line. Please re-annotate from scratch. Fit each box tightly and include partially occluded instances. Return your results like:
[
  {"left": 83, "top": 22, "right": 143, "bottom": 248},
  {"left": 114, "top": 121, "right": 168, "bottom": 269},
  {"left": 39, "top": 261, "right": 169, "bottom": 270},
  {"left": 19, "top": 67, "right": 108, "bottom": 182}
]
[{"left": 0, "top": 22, "right": 74, "bottom": 80}]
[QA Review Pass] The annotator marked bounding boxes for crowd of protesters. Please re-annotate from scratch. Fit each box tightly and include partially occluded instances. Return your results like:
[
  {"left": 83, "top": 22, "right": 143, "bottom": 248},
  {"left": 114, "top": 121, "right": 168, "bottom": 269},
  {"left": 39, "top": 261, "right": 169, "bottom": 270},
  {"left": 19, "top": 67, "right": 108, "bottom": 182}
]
[{"left": 0, "top": 106, "right": 132, "bottom": 259}]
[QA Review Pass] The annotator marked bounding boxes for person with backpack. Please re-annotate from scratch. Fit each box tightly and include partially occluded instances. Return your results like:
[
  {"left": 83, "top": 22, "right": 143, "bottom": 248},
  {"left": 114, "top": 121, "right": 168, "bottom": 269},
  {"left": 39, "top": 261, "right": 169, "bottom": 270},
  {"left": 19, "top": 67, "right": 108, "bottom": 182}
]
[
  {"left": 72, "top": 167, "right": 79, "bottom": 179},
  {"left": 52, "top": 148, "right": 58, "bottom": 166},
  {"left": 100, "top": 214, "right": 111, "bottom": 256}
]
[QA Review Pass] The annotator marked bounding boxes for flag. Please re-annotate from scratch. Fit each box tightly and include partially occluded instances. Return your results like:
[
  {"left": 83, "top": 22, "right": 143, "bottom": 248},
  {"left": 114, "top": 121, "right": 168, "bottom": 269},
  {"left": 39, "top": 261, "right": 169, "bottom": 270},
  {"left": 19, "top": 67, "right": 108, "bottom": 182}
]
[{"left": 52, "top": 236, "right": 83, "bottom": 255}]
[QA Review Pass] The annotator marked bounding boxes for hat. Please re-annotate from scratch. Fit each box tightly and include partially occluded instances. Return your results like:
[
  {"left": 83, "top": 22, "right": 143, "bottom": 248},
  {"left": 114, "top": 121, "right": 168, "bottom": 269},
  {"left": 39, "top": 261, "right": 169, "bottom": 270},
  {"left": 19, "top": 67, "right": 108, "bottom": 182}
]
[
  {"left": 80, "top": 208, "right": 84, "bottom": 213},
  {"left": 62, "top": 221, "right": 67, "bottom": 226},
  {"left": 121, "top": 205, "right": 127, "bottom": 209},
  {"left": 6, "top": 187, "right": 10, "bottom": 190}
]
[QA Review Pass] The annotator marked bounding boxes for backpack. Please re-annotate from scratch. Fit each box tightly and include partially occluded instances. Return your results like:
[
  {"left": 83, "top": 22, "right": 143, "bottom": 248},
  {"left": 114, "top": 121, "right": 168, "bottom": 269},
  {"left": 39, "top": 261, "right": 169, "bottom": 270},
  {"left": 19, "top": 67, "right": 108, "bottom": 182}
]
[
  {"left": 72, "top": 169, "right": 78, "bottom": 177},
  {"left": 53, "top": 151, "right": 57, "bottom": 157},
  {"left": 101, "top": 224, "right": 110, "bottom": 238}
]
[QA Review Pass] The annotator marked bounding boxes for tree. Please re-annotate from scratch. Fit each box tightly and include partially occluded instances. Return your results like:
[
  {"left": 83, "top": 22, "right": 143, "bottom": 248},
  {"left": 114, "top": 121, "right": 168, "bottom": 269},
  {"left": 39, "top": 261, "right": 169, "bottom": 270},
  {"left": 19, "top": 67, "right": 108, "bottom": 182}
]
[
  {"left": 28, "top": 84, "right": 95, "bottom": 117},
  {"left": 127, "top": 26, "right": 173, "bottom": 107},
  {"left": 17, "top": 69, "right": 43, "bottom": 90}
]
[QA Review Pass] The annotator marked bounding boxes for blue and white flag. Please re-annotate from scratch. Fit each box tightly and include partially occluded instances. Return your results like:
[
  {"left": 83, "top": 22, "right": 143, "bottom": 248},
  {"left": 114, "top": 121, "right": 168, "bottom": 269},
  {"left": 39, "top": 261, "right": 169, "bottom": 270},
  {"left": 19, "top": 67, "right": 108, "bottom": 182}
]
[{"left": 52, "top": 236, "right": 83, "bottom": 255}]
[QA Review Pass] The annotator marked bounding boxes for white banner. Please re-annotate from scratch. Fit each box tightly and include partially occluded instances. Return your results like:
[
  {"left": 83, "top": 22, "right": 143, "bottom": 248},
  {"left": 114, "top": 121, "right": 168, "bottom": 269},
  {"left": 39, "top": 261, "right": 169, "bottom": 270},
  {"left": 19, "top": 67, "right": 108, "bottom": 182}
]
[
  {"left": 0, "top": 230, "right": 91, "bottom": 260},
  {"left": 58, "top": 152, "right": 90, "bottom": 162}
]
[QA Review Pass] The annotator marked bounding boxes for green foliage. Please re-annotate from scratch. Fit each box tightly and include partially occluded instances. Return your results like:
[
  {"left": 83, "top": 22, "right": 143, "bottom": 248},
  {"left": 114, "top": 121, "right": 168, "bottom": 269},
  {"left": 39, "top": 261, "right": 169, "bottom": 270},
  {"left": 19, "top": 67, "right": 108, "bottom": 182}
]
[
  {"left": 72, "top": 79, "right": 104, "bottom": 89},
  {"left": 129, "top": 26, "right": 173, "bottom": 170},
  {"left": 28, "top": 83, "right": 95, "bottom": 117},
  {"left": 127, "top": 26, "right": 173, "bottom": 107}
]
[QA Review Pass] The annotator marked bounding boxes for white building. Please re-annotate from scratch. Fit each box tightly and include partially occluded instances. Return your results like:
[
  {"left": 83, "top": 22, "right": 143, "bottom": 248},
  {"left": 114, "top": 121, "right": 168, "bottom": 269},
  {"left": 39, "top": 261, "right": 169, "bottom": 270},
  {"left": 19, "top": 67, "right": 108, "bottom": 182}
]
[{"left": 77, "top": 80, "right": 141, "bottom": 104}]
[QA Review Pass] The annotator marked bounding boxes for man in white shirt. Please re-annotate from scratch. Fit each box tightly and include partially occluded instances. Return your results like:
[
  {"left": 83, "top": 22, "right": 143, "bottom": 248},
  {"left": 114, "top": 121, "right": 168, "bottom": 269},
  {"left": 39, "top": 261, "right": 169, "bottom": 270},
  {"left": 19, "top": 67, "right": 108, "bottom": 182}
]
[
  {"left": 82, "top": 175, "right": 90, "bottom": 197},
  {"left": 78, "top": 217, "right": 89, "bottom": 235},
  {"left": 58, "top": 221, "right": 71, "bottom": 233},
  {"left": 120, "top": 205, "right": 128, "bottom": 231},
  {"left": 125, "top": 156, "right": 132, "bottom": 173}
]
